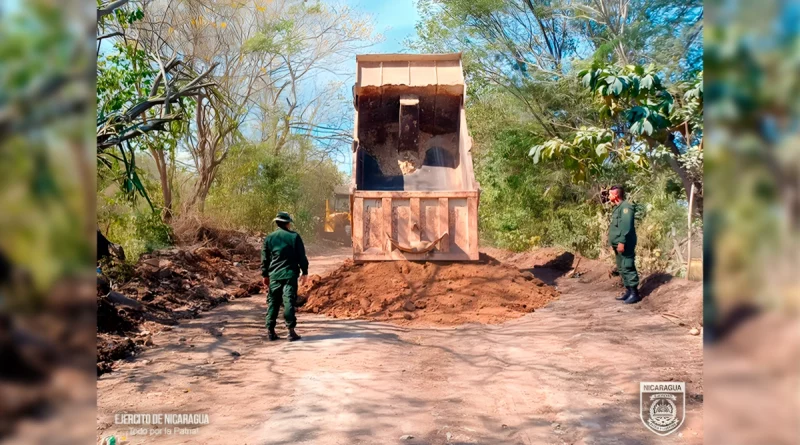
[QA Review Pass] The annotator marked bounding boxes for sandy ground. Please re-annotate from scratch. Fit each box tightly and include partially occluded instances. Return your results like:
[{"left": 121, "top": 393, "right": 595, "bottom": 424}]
[
  {"left": 97, "top": 247, "right": 703, "bottom": 445},
  {"left": 704, "top": 313, "right": 800, "bottom": 445}
]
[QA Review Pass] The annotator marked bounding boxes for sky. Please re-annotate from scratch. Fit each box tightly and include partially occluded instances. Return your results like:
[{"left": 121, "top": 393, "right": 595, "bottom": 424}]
[
  {"left": 91, "top": 0, "right": 423, "bottom": 175},
  {"left": 313, "top": 0, "right": 421, "bottom": 174},
  {"left": 346, "top": 0, "right": 421, "bottom": 54}
]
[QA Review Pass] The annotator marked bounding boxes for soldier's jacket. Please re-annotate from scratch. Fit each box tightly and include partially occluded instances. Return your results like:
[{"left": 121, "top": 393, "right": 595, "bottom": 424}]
[
  {"left": 609, "top": 200, "right": 637, "bottom": 252},
  {"left": 261, "top": 228, "right": 309, "bottom": 280}
]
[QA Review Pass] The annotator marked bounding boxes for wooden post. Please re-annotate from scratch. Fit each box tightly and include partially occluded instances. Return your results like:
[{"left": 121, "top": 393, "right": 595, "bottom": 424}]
[
  {"left": 382, "top": 198, "right": 392, "bottom": 256},
  {"left": 467, "top": 197, "right": 479, "bottom": 260},
  {"left": 353, "top": 198, "right": 364, "bottom": 254},
  {"left": 686, "top": 183, "right": 695, "bottom": 279},
  {"left": 438, "top": 197, "right": 449, "bottom": 252},
  {"left": 409, "top": 198, "right": 420, "bottom": 245}
]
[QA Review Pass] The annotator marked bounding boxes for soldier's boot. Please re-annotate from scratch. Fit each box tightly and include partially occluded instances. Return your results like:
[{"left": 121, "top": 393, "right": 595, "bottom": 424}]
[
  {"left": 616, "top": 287, "right": 631, "bottom": 301},
  {"left": 623, "top": 287, "right": 642, "bottom": 304},
  {"left": 268, "top": 328, "right": 280, "bottom": 341},
  {"left": 287, "top": 328, "right": 301, "bottom": 342}
]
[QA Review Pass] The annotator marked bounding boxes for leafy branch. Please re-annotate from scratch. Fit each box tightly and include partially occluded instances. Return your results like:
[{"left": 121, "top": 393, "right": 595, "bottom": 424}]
[{"left": 530, "top": 61, "right": 704, "bottom": 212}]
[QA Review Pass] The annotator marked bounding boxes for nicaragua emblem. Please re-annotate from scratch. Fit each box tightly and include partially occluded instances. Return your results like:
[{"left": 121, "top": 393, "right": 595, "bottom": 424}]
[{"left": 640, "top": 382, "right": 685, "bottom": 436}]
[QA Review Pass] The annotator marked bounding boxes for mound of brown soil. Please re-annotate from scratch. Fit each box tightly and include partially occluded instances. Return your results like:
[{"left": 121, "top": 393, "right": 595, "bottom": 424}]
[
  {"left": 300, "top": 254, "right": 559, "bottom": 326},
  {"left": 172, "top": 219, "right": 261, "bottom": 258},
  {"left": 484, "top": 247, "right": 703, "bottom": 326},
  {"left": 483, "top": 247, "right": 576, "bottom": 271},
  {"left": 639, "top": 274, "right": 703, "bottom": 327},
  {"left": 96, "top": 243, "right": 262, "bottom": 375}
]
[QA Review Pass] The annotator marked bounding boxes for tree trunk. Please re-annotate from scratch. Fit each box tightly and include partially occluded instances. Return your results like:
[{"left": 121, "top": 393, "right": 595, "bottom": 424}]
[
  {"left": 189, "top": 157, "right": 217, "bottom": 214},
  {"left": 70, "top": 139, "right": 95, "bottom": 244},
  {"left": 148, "top": 147, "right": 173, "bottom": 223},
  {"left": 649, "top": 134, "right": 704, "bottom": 217},
  {"left": 192, "top": 171, "right": 215, "bottom": 213}
]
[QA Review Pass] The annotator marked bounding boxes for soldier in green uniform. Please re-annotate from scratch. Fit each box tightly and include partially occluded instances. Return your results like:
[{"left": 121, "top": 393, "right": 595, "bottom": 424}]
[
  {"left": 261, "top": 212, "right": 309, "bottom": 341},
  {"left": 608, "top": 185, "right": 641, "bottom": 304}
]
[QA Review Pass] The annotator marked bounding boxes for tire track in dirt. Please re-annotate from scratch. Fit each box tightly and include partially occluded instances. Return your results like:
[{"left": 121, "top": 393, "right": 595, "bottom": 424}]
[{"left": 97, "top": 247, "right": 702, "bottom": 445}]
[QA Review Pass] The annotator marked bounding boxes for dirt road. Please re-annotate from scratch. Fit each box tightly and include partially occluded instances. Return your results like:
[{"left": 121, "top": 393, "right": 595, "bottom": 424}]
[{"left": 97, "top": 248, "right": 703, "bottom": 444}]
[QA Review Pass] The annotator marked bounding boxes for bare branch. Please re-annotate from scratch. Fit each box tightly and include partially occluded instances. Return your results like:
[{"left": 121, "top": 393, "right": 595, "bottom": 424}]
[
  {"left": 97, "top": 31, "right": 124, "bottom": 42},
  {"left": 97, "top": 0, "right": 132, "bottom": 20}
]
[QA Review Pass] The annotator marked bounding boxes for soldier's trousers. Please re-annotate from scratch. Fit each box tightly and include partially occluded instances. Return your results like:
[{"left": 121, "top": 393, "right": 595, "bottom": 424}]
[
  {"left": 266, "top": 277, "right": 298, "bottom": 330},
  {"left": 614, "top": 252, "right": 640, "bottom": 288}
]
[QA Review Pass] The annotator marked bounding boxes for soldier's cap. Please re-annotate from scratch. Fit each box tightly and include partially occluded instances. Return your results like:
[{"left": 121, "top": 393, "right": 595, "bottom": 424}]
[{"left": 274, "top": 211, "right": 293, "bottom": 223}]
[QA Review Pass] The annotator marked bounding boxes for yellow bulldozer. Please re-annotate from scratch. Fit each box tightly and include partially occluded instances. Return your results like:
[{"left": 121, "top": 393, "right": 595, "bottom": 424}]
[{"left": 322, "top": 185, "right": 352, "bottom": 244}]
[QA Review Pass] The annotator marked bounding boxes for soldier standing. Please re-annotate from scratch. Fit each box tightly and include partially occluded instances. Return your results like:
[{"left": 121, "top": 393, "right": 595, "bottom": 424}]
[
  {"left": 261, "top": 212, "right": 309, "bottom": 341},
  {"left": 608, "top": 186, "right": 641, "bottom": 304}
]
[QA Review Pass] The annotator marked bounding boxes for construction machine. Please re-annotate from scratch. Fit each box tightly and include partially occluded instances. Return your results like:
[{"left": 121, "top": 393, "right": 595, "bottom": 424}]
[
  {"left": 349, "top": 53, "right": 480, "bottom": 261},
  {"left": 322, "top": 185, "right": 352, "bottom": 244}
]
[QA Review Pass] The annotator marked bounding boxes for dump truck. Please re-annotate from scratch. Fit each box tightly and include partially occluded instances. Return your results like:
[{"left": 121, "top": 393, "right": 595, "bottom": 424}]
[{"left": 349, "top": 53, "right": 480, "bottom": 261}]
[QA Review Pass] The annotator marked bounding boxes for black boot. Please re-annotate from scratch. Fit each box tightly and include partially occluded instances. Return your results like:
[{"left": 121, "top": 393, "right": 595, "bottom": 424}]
[
  {"left": 616, "top": 287, "right": 631, "bottom": 301},
  {"left": 623, "top": 286, "right": 642, "bottom": 304},
  {"left": 268, "top": 328, "right": 280, "bottom": 341},
  {"left": 287, "top": 328, "right": 301, "bottom": 342}
]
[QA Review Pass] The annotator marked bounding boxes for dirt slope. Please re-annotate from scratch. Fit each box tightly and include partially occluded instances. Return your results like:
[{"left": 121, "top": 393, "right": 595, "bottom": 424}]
[
  {"left": 97, "top": 230, "right": 263, "bottom": 375},
  {"left": 485, "top": 246, "right": 703, "bottom": 327}
]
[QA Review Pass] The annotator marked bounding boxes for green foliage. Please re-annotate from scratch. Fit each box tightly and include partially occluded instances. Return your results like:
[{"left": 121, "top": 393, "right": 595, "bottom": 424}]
[
  {"left": 96, "top": 42, "right": 156, "bottom": 118},
  {"left": 0, "top": 0, "right": 94, "bottom": 295},
  {"left": 530, "top": 63, "right": 703, "bottom": 194},
  {"left": 243, "top": 18, "right": 302, "bottom": 55},
  {"left": 205, "top": 140, "right": 344, "bottom": 239},
  {"left": 624, "top": 171, "right": 692, "bottom": 275},
  {"left": 580, "top": 63, "right": 669, "bottom": 132},
  {"left": 675, "top": 71, "right": 703, "bottom": 131},
  {"left": 96, "top": 10, "right": 159, "bottom": 206},
  {"left": 473, "top": 109, "right": 607, "bottom": 255},
  {"left": 98, "top": 154, "right": 175, "bottom": 262},
  {"left": 104, "top": 209, "right": 173, "bottom": 264},
  {"left": 459, "top": 63, "right": 694, "bottom": 273},
  {"left": 529, "top": 126, "right": 648, "bottom": 182}
]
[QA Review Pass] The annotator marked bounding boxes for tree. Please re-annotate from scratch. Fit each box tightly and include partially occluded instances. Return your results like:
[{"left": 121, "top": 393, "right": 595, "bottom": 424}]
[
  {"left": 411, "top": 0, "right": 703, "bottom": 266},
  {"left": 412, "top": 0, "right": 704, "bottom": 210},
  {"left": 97, "top": 0, "right": 217, "bottom": 219},
  {"left": 411, "top": 0, "right": 580, "bottom": 138},
  {"left": 411, "top": 0, "right": 702, "bottom": 137},
  {"left": 569, "top": 0, "right": 702, "bottom": 71},
  {"left": 530, "top": 63, "right": 703, "bottom": 213},
  {"left": 122, "top": 0, "right": 378, "bottom": 212}
]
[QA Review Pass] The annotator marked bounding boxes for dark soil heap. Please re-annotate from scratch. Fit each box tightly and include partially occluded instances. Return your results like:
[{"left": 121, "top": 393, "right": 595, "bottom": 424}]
[
  {"left": 300, "top": 254, "right": 559, "bottom": 326},
  {"left": 97, "top": 227, "right": 262, "bottom": 375}
]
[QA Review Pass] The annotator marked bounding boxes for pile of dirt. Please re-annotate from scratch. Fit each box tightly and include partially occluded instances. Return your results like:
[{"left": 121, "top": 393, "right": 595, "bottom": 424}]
[
  {"left": 172, "top": 219, "right": 261, "bottom": 258},
  {"left": 483, "top": 247, "right": 576, "bottom": 271},
  {"left": 639, "top": 274, "right": 703, "bottom": 328},
  {"left": 96, "top": 243, "right": 262, "bottom": 375},
  {"left": 299, "top": 254, "right": 559, "bottom": 326},
  {"left": 487, "top": 246, "right": 703, "bottom": 327}
]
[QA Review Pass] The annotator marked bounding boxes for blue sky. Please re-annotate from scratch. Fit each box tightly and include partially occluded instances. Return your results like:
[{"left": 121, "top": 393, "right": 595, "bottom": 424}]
[
  {"left": 310, "top": 0, "right": 421, "bottom": 174},
  {"left": 91, "top": 0, "right": 422, "bottom": 175},
  {"left": 347, "top": 0, "right": 420, "bottom": 53}
]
